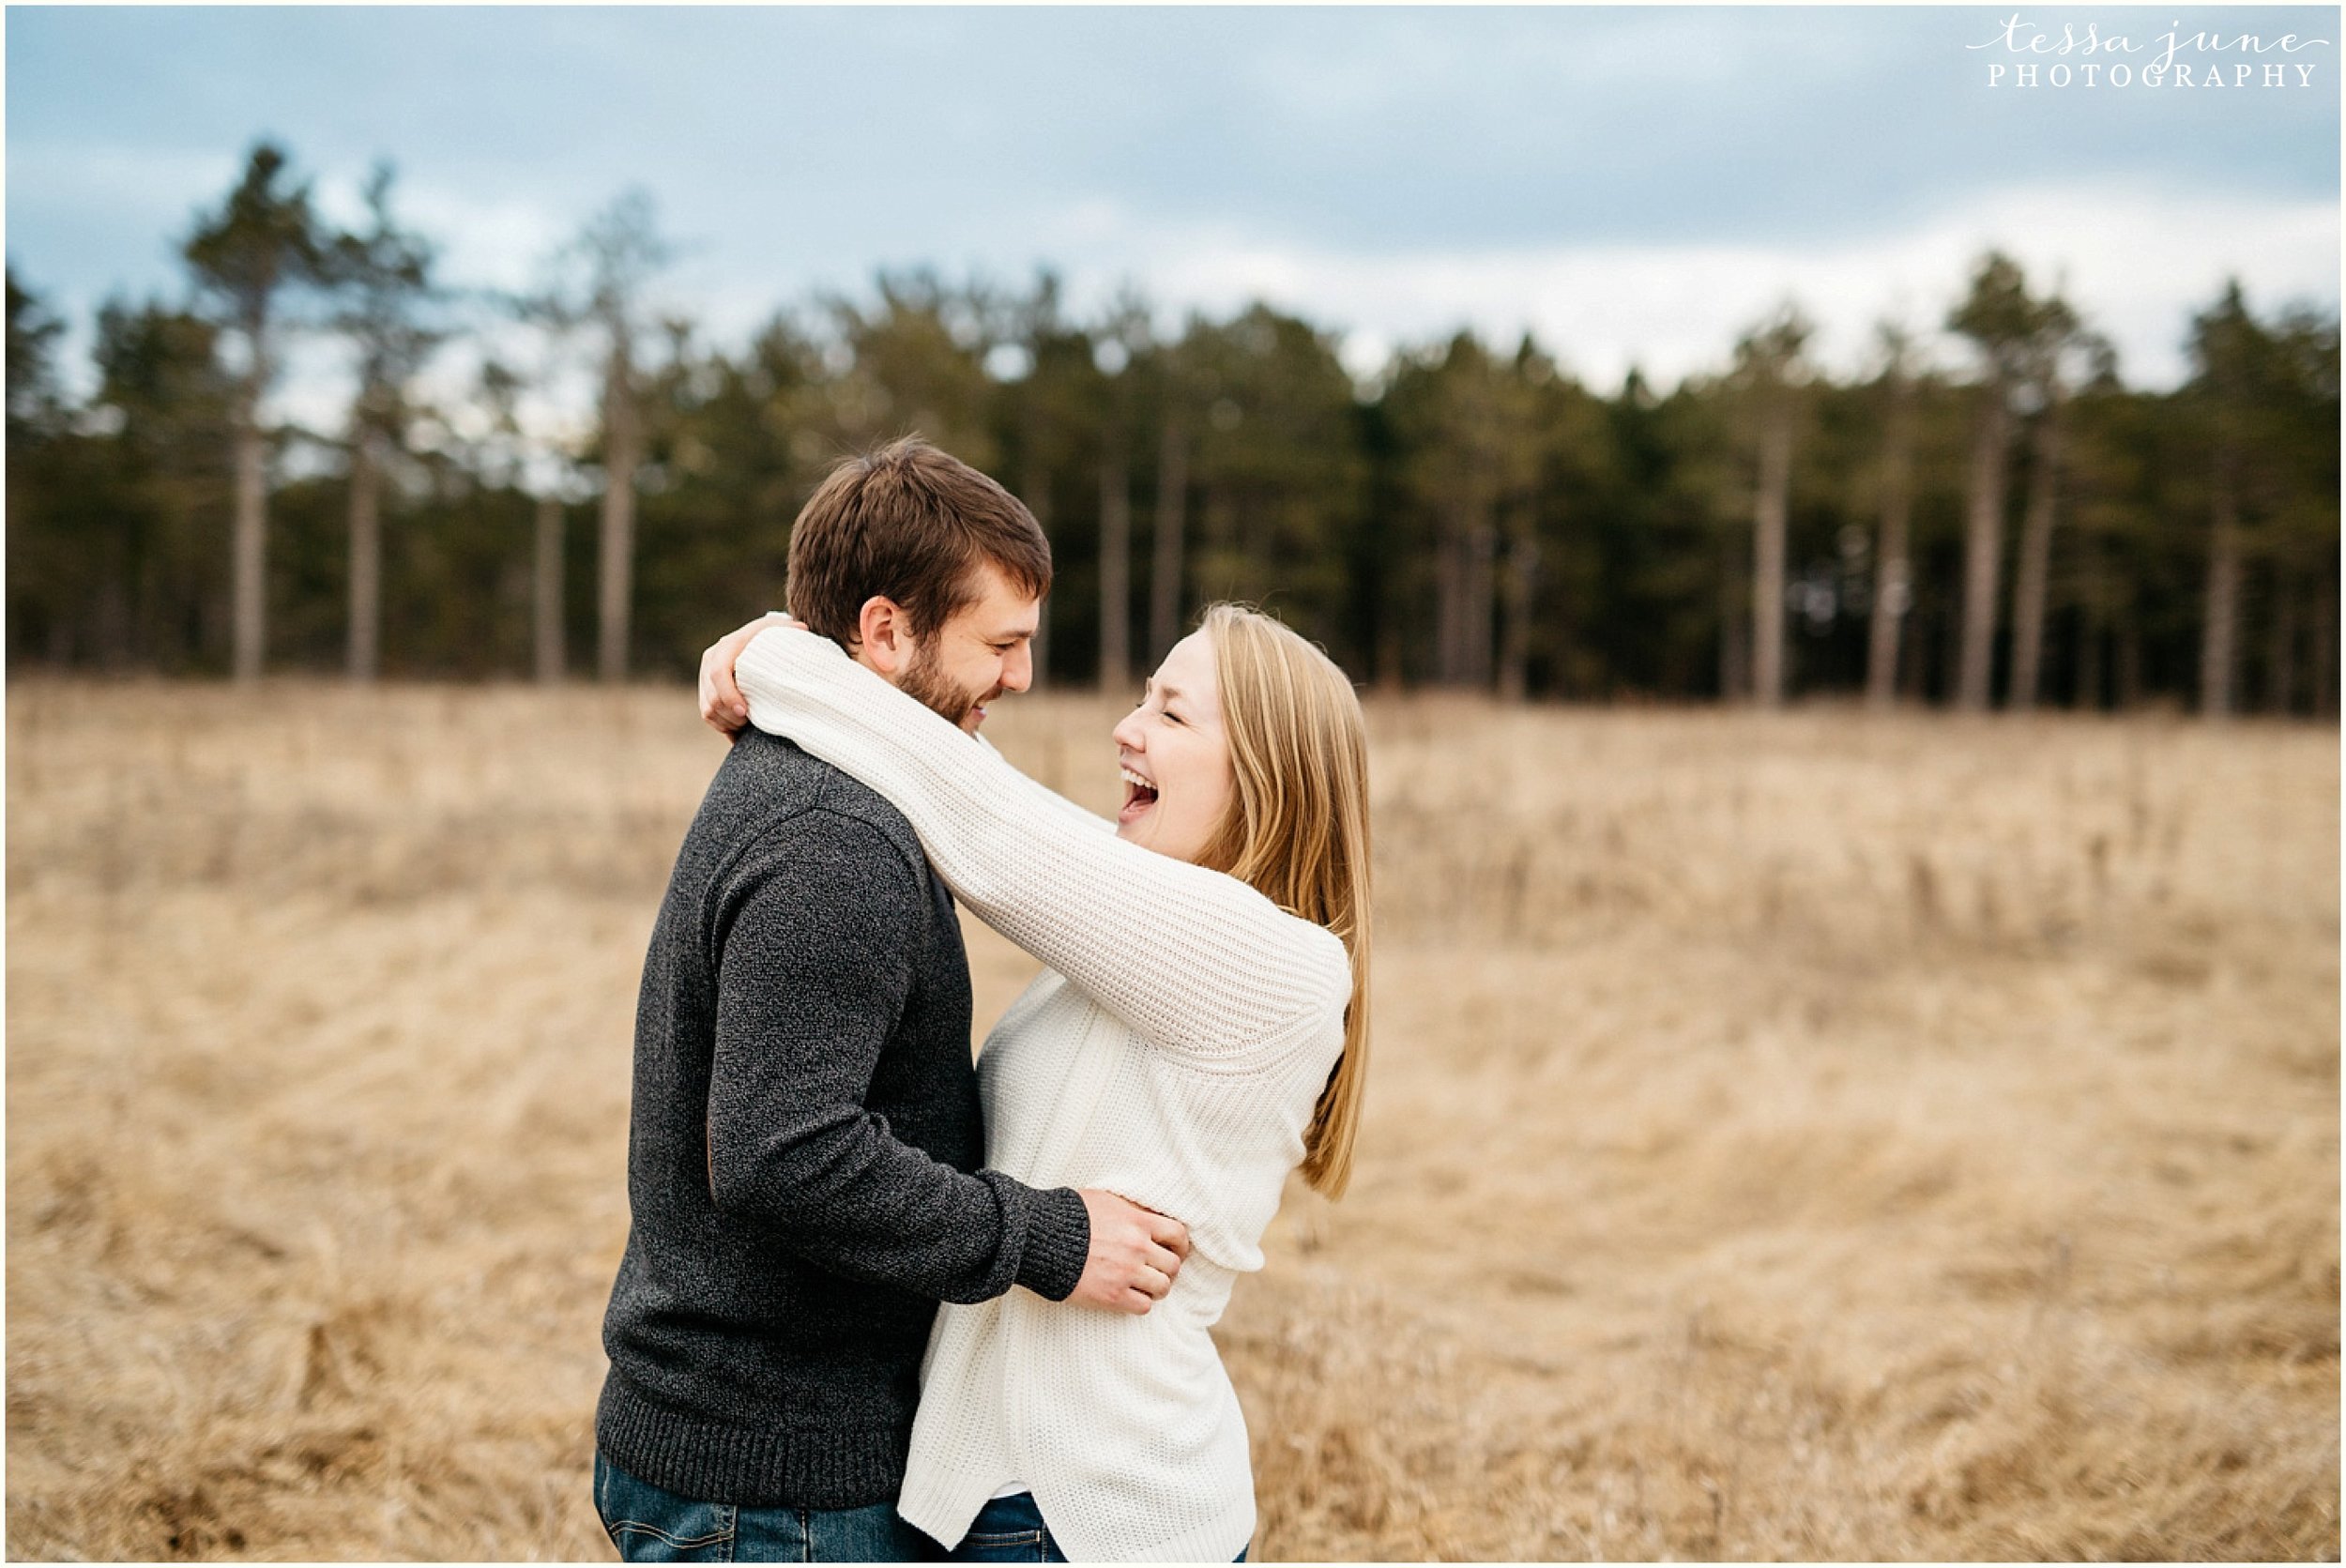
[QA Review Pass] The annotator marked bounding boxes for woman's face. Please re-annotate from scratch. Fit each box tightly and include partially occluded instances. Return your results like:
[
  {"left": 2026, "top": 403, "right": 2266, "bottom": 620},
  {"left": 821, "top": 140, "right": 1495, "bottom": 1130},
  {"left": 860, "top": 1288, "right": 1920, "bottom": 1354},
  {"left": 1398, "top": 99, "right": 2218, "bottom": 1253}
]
[{"left": 1111, "top": 631, "right": 1236, "bottom": 864}]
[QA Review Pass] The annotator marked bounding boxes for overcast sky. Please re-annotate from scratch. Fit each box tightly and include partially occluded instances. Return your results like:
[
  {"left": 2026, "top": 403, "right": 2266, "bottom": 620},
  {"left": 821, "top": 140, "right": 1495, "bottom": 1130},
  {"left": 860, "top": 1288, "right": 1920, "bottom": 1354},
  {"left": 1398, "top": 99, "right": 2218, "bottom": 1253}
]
[{"left": 8, "top": 4, "right": 2338, "bottom": 419}]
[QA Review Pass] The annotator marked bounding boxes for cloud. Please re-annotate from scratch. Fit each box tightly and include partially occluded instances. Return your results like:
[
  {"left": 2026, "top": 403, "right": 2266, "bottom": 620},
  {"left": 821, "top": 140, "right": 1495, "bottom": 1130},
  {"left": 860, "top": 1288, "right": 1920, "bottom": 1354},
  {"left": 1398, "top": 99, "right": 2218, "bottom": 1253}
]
[
  {"left": 5, "top": 142, "right": 242, "bottom": 228},
  {"left": 9, "top": 6, "right": 2335, "bottom": 420},
  {"left": 392, "top": 183, "right": 571, "bottom": 295},
  {"left": 1033, "top": 178, "right": 2338, "bottom": 391},
  {"left": 233, "top": 173, "right": 2337, "bottom": 445}
]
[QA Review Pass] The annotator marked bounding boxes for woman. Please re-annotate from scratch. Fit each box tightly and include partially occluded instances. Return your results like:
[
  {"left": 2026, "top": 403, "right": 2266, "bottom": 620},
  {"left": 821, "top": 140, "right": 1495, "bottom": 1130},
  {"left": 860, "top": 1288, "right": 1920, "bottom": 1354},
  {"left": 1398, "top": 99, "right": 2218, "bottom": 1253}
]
[{"left": 706, "top": 601, "right": 1370, "bottom": 1564}]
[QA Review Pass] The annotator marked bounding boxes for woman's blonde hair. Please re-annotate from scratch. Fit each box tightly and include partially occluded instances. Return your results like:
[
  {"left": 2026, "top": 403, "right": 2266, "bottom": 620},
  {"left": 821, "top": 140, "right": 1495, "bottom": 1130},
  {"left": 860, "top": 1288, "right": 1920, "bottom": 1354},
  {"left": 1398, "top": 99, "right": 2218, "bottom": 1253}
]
[{"left": 1193, "top": 603, "right": 1372, "bottom": 1200}]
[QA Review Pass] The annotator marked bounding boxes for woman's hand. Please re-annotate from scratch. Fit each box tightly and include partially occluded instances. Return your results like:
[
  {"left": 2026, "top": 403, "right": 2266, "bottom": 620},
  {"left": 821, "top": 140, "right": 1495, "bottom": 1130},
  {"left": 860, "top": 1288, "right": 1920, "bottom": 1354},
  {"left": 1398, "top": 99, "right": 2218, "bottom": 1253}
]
[{"left": 698, "top": 612, "right": 796, "bottom": 738}]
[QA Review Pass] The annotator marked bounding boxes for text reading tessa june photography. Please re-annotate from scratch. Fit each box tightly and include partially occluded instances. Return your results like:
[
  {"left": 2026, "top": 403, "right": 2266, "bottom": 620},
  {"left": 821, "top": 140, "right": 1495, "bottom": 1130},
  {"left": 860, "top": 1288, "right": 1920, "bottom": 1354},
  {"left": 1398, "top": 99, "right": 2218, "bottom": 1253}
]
[{"left": 1969, "top": 12, "right": 2330, "bottom": 88}]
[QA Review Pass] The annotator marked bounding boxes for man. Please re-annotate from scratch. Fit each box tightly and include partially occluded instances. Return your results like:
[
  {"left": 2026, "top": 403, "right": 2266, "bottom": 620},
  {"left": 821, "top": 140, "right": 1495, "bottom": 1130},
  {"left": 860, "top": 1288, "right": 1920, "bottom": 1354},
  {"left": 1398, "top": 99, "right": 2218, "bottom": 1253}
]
[{"left": 595, "top": 437, "right": 1189, "bottom": 1562}]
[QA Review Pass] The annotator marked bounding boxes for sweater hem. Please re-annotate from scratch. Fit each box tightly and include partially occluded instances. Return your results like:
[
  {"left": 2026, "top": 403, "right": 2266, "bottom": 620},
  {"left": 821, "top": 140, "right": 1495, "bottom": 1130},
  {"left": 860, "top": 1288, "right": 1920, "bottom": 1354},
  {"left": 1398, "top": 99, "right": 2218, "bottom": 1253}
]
[
  {"left": 897, "top": 1465, "right": 993, "bottom": 1554},
  {"left": 1033, "top": 1478, "right": 1256, "bottom": 1565},
  {"left": 596, "top": 1369, "right": 910, "bottom": 1510},
  {"left": 899, "top": 1466, "right": 1254, "bottom": 1564}
]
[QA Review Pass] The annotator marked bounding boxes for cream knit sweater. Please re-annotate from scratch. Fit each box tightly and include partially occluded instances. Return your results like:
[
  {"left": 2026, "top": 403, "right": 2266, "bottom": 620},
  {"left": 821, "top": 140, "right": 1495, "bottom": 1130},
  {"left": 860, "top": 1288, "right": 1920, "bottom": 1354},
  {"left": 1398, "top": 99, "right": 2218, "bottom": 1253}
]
[{"left": 735, "top": 627, "right": 1351, "bottom": 1563}]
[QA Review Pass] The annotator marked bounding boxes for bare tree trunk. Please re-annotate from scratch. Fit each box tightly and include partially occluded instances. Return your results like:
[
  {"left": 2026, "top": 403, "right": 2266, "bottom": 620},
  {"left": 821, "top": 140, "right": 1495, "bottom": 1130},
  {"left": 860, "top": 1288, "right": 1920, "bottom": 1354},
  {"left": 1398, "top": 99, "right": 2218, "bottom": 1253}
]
[
  {"left": 2199, "top": 453, "right": 2242, "bottom": 719},
  {"left": 1497, "top": 514, "right": 1539, "bottom": 703},
  {"left": 231, "top": 372, "right": 268, "bottom": 682},
  {"left": 1866, "top": 383, "right": 1913, "bottom": 709},
  {"left": 1751, "top": 403, "right": 1792, "bottom": 708},
  {"left": 2264, "top": 554, "right": 2298, "bottom": 715},
  {"left": 2007, "top": 406, "right": 2063, "bottom": 712},
  {"left": 534, "top": 494, "right": 566, "bottom": 684},
  {"left": 346, "top": 430, "right": 382, "bottom": 682},
  {"left": 1098, "top": 444, "right": 1131, "bottom": 693},
  {"left": 1956, "top": 383, "right": 2009, "bottom": 712},
  {"left": 1148, "top": 419, "right": 1187, "bottom": 662},
  {"left": 596, "top": 349, "right": 638, "bottom": 683},
  {"left": 596, "top": 343, "right": 639, "bottom": 683}
]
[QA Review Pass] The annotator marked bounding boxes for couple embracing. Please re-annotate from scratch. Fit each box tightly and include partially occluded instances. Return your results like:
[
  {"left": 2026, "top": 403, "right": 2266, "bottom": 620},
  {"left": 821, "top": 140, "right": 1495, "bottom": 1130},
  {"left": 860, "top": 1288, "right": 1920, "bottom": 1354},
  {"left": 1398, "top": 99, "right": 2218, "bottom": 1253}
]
[{"left": 593, "top": 438, "right": 1372, "bottom": 1563}]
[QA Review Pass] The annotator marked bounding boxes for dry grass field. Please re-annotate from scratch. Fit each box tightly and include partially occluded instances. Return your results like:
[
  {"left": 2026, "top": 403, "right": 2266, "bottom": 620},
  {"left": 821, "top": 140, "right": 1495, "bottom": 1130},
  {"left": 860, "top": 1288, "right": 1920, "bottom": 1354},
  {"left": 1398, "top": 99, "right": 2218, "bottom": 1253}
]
[{"left": 7, "top": 679, "right": 2338, "bottom": 1561}]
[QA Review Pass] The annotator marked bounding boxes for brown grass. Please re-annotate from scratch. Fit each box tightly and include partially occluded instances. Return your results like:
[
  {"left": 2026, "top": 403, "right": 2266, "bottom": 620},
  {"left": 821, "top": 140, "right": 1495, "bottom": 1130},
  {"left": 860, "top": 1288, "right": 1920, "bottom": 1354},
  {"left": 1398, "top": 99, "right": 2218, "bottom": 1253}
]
[{"left": 7, "top": 681, "right": 2337, "bottom": 1560}]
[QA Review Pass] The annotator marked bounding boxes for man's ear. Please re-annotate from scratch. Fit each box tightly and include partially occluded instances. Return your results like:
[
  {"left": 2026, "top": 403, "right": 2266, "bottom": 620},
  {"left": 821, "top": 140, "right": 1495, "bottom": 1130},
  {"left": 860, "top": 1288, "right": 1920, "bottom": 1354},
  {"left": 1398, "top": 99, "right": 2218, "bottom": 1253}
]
[{"left": 857, "top": 596, "right": 913, "bottom": 677}]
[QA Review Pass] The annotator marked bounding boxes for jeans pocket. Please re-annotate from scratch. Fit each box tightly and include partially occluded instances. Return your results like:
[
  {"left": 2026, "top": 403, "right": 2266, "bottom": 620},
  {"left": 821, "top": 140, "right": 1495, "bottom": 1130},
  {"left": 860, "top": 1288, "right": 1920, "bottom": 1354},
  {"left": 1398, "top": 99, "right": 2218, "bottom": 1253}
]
[
  {"left": 606, "top": 1515, "right": 737, "bottom": 1562},
  {"left": 595, "top": 1454, "right": 739, "bottom": 1562},
  {"left": 951, "top": 1528, "right": 1048, "bottom": 1562}
]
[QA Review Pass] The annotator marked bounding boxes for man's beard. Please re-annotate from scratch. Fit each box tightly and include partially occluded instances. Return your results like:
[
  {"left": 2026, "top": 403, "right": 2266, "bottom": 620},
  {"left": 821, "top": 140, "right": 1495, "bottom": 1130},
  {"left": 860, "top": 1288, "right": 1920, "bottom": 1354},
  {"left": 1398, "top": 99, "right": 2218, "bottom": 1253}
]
[{"left": 899, "top": 636, "right": 996, "bottom": 731}]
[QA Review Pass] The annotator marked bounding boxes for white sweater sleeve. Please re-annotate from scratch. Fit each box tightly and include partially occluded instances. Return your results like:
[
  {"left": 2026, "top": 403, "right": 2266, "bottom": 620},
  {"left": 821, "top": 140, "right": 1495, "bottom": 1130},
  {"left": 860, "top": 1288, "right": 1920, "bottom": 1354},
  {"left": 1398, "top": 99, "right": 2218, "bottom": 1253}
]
[{"left": 734, "top": 626, "right": 1350, "bottom": 1065}]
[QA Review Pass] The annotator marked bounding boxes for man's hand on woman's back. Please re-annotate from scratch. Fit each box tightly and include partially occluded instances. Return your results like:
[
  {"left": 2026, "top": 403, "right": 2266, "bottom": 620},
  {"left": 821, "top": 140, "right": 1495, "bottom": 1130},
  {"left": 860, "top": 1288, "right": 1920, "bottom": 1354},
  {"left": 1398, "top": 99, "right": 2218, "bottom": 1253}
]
[{"left": 1070, "top": 1190, "right": 1191, "bottom": 1315}]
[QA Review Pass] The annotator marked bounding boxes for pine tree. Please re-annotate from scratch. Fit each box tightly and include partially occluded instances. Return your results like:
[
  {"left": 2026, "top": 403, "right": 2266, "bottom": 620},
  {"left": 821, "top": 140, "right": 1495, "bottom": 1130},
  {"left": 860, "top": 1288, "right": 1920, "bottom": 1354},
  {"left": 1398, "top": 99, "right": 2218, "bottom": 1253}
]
[
  {"left": 327, "top": 162, "right": 440, "bottom": 682},
  {"left": 182, "top": 142, "right": 328, "bottom": 680}
]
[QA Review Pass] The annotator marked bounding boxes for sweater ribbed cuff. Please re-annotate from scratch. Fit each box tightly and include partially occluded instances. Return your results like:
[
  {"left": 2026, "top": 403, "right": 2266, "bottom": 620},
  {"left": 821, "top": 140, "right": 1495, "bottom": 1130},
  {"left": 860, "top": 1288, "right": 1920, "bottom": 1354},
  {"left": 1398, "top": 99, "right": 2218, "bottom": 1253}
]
[{"left": 1013, "top": 1185, "right": 1090, "bottom": 1302}]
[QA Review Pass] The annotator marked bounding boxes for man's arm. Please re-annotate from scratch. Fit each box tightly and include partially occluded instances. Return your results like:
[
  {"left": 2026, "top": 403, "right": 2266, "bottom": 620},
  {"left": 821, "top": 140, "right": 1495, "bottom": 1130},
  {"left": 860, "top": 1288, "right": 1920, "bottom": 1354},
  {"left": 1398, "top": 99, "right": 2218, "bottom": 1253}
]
[
  {"left": 732, "top": 627, "right": 1352, "bottom": 1068},
  {"left": 706, "top": 811, "right": 1185, "bottom": 1310}
]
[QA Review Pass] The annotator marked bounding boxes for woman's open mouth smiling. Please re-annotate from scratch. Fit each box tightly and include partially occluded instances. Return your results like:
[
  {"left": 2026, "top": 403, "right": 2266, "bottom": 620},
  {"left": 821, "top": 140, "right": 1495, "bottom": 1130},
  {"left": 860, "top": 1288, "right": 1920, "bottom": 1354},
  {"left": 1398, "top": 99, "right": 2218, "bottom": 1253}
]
[{"left": 1119, "top": 765, "right": 1159, "bottom": 824}]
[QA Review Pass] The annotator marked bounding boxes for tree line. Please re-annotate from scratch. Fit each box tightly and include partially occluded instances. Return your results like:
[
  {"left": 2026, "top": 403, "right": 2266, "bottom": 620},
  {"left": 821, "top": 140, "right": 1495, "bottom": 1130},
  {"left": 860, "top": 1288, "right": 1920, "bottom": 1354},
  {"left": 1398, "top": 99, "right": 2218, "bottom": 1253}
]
[{"left": 8, "top": 141, "right": 2338, "bottom": 716}]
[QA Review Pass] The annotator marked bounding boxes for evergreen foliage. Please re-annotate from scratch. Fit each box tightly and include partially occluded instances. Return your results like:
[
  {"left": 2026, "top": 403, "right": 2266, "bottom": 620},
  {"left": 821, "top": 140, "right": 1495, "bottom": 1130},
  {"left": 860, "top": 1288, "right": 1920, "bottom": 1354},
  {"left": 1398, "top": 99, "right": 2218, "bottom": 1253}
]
[{"left": 7, "top": 145, "right": 2337, "bottom": 712}]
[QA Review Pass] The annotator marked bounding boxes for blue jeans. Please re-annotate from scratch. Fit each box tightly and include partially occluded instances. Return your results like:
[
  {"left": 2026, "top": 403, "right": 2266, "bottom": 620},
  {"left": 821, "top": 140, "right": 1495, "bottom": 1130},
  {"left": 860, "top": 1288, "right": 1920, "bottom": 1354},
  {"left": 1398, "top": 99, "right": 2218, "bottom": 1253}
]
[
  {"left": 594, "top": 1451, "right": 941, "bottom": 1562},
  {"left": 947, "top": 1491, "right": 1247, "bottom": 1563}
]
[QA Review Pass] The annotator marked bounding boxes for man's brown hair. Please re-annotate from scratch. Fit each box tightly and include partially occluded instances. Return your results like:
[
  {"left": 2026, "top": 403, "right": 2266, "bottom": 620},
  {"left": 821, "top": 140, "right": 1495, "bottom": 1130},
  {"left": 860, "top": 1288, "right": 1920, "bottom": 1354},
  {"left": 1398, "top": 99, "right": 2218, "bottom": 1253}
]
[{"left": 786, "top": 437, "right": 1052, "bottom": 649}]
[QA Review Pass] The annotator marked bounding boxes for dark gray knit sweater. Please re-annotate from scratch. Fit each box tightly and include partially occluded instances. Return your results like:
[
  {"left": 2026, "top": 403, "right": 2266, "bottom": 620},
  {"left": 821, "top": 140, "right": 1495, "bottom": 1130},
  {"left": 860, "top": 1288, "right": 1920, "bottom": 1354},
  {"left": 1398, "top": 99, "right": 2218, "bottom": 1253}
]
[{"left": 596, "top": 727, "right": 1091, "bottom": 1509}]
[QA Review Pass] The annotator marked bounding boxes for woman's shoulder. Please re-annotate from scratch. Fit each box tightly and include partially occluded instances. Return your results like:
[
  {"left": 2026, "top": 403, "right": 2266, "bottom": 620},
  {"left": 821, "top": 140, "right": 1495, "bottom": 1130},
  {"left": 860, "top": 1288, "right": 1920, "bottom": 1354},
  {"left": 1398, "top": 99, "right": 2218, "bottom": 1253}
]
[{"left": 1267, "top": 906, "right": 1353, "bottom": 1008}]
